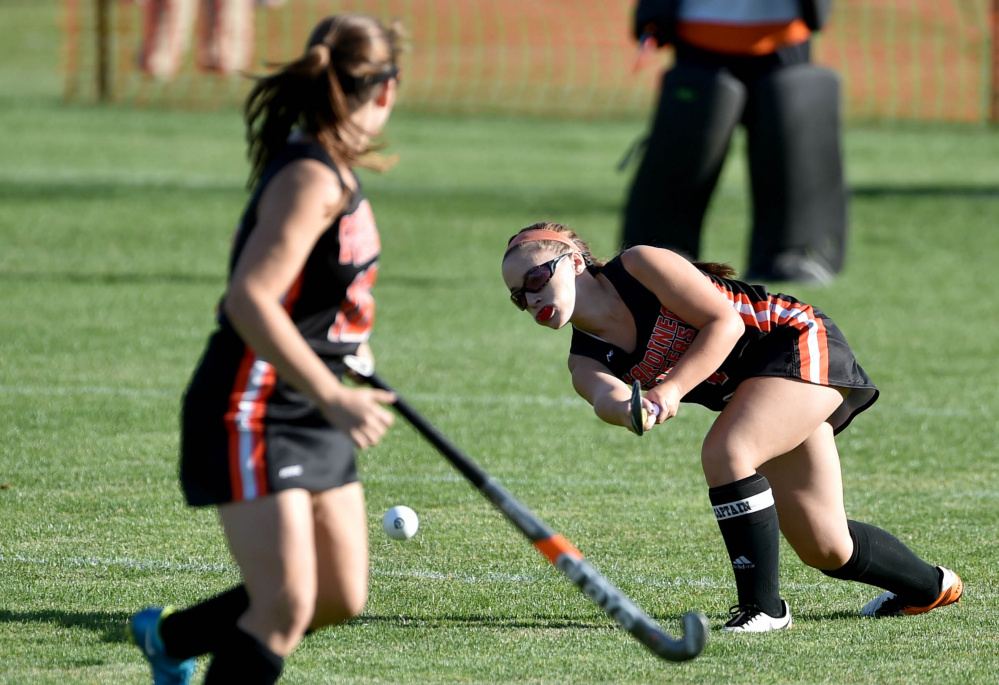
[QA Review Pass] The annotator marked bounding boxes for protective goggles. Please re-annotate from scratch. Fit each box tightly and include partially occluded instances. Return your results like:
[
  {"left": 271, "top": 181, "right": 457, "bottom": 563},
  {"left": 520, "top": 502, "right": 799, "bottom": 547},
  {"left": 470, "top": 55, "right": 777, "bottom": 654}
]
[
  {"left": 509, "top": 252, "right": 573, "bottom": 311},
  {"left": 341, "top": 65, "right": 400, "bottom": 94}
]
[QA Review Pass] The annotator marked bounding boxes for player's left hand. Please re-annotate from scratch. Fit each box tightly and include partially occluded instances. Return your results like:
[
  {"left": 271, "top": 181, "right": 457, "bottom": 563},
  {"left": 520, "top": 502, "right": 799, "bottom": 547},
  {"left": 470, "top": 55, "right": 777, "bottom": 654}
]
[{"left": 646, "top": 382, "right": 681, "bottom": 424}]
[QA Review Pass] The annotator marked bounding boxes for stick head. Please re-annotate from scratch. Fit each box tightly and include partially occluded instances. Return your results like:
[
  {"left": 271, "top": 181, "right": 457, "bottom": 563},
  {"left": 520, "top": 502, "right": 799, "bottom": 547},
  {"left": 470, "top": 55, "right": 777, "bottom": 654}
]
[
  {"left": 630, "top": 380, "right": 646, "bottom": 436},
  {"left": 343, "top": 354, "right": 374, "bottom": 379}
]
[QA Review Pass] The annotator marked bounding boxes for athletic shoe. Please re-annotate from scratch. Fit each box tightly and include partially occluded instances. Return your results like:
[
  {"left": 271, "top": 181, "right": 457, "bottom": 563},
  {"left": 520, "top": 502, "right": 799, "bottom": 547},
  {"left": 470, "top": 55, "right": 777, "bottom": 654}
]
[
  {"left": 861, "top": 566, "right": 964, "bottom": 617},
  {"left": 746, "top": 253, "right": 835, "bottom": 286},
  {"left": 722, "top": 600, "right": 793, "bottom": 633},
  {"left": 126, "top": 606, "right": 196, "bottom": 685}
]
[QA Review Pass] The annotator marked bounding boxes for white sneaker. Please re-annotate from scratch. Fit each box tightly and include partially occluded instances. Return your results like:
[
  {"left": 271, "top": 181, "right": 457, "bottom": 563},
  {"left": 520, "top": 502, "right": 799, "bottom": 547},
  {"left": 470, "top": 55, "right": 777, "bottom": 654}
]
[
  {"left": 722, "top": 600, "right": 793, "bottom": 633},
  {"left": 862, "top": 566, "right": 964, "bottom": 617}
]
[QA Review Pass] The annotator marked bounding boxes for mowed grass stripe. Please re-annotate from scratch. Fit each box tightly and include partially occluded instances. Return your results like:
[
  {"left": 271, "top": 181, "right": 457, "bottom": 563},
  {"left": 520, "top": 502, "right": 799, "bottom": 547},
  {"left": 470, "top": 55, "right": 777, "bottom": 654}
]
[{"left": 0, "top": 384, "right": 992, "bottom": 418}]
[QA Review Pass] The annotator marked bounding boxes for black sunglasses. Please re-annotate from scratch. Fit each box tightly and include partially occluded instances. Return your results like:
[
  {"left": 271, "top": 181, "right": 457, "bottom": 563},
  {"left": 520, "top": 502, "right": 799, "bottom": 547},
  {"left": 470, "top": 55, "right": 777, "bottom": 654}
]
[
  {"left": 341, "top": 65, "right": 400, "bottom": 94},
  {"left": 509, "top": 252, "right": 573, "bottom": 310}
]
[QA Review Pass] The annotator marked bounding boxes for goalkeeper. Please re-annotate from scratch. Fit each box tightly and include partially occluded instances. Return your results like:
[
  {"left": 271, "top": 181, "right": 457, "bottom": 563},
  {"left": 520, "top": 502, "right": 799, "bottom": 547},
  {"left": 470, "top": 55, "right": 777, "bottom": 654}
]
[{"left": 623, "top": 0, "right": 846, "bottom": 285}]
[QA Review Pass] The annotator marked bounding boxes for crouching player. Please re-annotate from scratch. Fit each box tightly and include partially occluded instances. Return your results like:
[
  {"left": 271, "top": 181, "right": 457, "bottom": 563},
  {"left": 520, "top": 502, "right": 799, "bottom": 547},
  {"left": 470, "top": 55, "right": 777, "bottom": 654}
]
[{"left": 500, "top": 222, "right": 963, "bottom": 632}]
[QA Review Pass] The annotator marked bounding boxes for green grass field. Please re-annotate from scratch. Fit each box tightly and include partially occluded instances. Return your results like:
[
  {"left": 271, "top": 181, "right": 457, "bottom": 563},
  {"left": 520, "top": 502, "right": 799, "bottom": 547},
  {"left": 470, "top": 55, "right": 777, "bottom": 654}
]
[{"left": 3, "top": 2, "right": 999, "bottom": 683}]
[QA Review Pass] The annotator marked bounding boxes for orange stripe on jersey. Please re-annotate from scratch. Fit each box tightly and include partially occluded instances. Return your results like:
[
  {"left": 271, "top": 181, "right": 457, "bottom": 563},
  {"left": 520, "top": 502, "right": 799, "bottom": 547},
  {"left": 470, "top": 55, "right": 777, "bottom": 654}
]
[
  {"left": 224, "top": 351, "right": 254, "bottom": 501},
  {"left": 813, "top": 313, "right": 830, "bottom": 385},
  {"left": 675, "top": 19, "right": 810, "bottom": 56},
  {"left": 705, "top": 274, "right": 831, "bottom": 385},
  {"left": 222, "top": 271, "right": 302, "bottom": 502},
  {"left": 282, "top": 270, "right": 305, "bottom": 314},
  {"left": 772, "top": 295, "right": 829, "bottom": 385},
  {"left": 533, "top": 535, "right": 582, "bottom": 565},
  {"left": 223, "top": 349, "right": 277, "bottom": 501},
  {"left": 249, "top": 362, "right": 276, "bottom": 497},
  {"left": 707, "top": 278, "right": 773, "bottom": 332}
]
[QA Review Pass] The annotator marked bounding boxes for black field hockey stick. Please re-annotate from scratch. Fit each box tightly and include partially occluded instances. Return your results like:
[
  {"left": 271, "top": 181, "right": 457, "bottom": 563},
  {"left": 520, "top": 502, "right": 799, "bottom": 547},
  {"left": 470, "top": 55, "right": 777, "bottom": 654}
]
[
  {"left": 630, "top": 379, "right": 661, "bottom": 436},
  {"left": 344, "top": 355, "right": 708, "bottom": 663},
  {"left": 630, "top": 380, "right": 647, "bottom": 435}
]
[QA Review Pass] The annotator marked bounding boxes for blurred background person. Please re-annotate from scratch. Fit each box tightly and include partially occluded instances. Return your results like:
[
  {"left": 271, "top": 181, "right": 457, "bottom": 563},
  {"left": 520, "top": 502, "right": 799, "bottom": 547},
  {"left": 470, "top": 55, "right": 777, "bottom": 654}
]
[
  {"left": 140, "top": 0, "right": 284, "bottom": 79},
  {"left": 623, "top": 0, "right": 846, "bottom": 285}
]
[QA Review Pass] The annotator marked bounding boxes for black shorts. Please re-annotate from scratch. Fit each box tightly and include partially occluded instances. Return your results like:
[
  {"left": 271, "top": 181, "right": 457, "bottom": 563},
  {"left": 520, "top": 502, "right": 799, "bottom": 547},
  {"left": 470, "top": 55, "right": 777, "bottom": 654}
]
[
  {"left": 180, "top": 386, "right": 358, "bottom": 508},
  {"left": 674, "top": 39, "right": 811, "bottom": 86},
  {"left": 685, "top": 308, "right": 879, "bottom": 435}
]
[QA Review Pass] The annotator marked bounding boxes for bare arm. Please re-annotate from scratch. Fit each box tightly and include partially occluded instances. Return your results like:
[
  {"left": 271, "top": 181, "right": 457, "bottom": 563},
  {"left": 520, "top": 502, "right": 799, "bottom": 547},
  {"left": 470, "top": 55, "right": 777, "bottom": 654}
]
[
  {"left": 223, "top": 159, "right": 394, "bottom": 449},
  {"left": 569, "top": 354, "right": 656, "bottom": 432},
  {"left": 620, "top": 246, "right": 745, "bottom": 423}
]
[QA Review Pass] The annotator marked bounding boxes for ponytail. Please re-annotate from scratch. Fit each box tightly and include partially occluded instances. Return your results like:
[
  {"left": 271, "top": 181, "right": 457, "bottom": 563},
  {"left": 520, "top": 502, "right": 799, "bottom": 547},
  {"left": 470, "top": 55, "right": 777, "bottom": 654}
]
[
  {"left": 693, "top": 261, "right": 738, "bottom": 278},
  {"left": 244, "top": 13, "right": 406, "bottom": 188}
]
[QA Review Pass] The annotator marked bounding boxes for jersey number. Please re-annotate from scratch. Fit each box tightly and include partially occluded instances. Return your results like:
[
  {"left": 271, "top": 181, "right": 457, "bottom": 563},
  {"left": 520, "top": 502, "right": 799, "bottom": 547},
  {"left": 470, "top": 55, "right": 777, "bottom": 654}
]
[{"left": 328, "top": 264, "right": 377, "bottom": 343}]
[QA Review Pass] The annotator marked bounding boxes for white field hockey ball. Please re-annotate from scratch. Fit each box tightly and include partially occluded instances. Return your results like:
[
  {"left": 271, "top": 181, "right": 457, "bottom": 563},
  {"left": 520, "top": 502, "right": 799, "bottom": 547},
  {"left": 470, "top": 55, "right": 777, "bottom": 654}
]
[{"left": 383, "top": 505, "right": 419, "bottom": 540}]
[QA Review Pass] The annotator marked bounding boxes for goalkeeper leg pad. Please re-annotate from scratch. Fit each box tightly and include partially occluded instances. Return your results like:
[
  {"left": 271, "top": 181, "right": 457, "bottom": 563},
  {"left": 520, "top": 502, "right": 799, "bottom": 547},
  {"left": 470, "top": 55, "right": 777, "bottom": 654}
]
[
  {"left": 623, "top": 65, "right": 746, "bottom": 257},
  {"left": 745, "top": 64, "right": 848, "bottom": 282}
]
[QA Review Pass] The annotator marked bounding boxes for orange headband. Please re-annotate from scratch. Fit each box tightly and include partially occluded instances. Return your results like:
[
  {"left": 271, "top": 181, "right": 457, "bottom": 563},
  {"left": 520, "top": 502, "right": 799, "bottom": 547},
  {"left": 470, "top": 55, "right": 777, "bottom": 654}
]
[{"left": 504, "top": 229, "right": 578, "bottom": 257}]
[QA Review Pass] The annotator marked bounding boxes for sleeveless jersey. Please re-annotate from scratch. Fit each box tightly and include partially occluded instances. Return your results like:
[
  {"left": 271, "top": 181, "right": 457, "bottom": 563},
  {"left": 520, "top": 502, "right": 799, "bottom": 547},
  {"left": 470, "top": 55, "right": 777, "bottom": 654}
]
[
  {"left": 569, "top": 256, "right": 878, "bottom": 434},
  {"left": 184, "top": 139, "right": 381, "bottom": 424},
  {"left": 222, "top": 140, "right": 379, "bottom": 356}
]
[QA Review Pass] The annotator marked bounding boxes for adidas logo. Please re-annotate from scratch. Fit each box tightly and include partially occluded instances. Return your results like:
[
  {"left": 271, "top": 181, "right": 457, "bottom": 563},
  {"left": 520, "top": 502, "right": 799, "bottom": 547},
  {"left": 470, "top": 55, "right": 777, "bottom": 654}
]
[{"left": 731, "top": 555, "right": 755, "bottom": 569}]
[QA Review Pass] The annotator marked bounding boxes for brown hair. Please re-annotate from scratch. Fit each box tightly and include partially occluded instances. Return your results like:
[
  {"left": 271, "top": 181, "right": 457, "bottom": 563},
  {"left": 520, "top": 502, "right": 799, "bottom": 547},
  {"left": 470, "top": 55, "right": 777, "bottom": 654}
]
[
  {"left": 504, "top": 221, "right": 737, "bottom": 279},
  {"left": 243, "top": 13, "right": 406, "bottom": 188},
  {"left": 504, "top": 222, "right": 604, "bottom": 274}
]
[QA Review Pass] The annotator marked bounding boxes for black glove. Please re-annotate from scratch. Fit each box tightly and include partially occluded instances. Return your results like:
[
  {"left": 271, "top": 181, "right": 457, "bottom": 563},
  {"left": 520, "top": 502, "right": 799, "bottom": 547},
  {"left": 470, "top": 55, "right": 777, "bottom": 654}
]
[
  {"left": 799, "top": 0, "right": 833, "bottom": 31},
  {"left": 633, "top": 0, "right": 679, "bottom": 46}
]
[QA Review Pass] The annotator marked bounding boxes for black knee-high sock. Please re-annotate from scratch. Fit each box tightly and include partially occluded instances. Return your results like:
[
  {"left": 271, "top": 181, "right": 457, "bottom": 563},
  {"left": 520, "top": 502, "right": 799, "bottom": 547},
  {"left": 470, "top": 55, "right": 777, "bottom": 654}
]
[
  {"left": 203, "top": 626, "right": 283, "bottom": 685},
  {"left": 159, "top": 585, "right": 250, "bottom": 660},
  {"left": 821, "top": 520, "right": 940, "bottom": 605},
  {"left": 708, "top": 474, "right": 782, "bottom": 617}
]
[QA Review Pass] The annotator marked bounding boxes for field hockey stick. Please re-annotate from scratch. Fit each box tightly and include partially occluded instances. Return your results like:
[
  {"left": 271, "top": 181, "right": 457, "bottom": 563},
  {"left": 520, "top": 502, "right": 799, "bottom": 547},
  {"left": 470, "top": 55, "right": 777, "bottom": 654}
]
[
  {"left": 630, "top": 380, "right": 661, "bottom": 436},
  {"left": 344, "top": 355, "right": 708, "bottom": 663}
]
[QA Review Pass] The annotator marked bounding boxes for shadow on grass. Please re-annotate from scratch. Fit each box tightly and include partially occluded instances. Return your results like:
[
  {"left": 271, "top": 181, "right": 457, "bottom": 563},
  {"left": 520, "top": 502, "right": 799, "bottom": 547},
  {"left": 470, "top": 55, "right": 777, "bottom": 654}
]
[
  {"left": 0, "top": 270, "right": 473, "bottom": 289},
  {"left": 0, "top": 269, "right": 223, "bottom": 286},
  {"left": 851, "top": 185, "right": 999, "bottom": 199},
  {"left": 788, "top": 609, "right": 872, "bottom": 622},
  {"left": 1, "top": 179, "right": 623, "bottom": 215},
  {"left": 351, "top": 613, "right": 615, "bottom": 631},
  {"left": 0, "top": 609, "right": 132, "bottom": 644},
  {"left": 0, "top": 180, "right": 242, "bottom": 199}
]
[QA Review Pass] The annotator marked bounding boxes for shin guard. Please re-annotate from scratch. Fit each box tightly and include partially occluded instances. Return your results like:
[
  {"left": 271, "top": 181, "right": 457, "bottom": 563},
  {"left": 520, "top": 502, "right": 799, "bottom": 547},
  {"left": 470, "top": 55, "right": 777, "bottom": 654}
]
[
  {"left": 745, "top": 63, "right": 848, "bottom": 280},
  {"left": 159, "top": 585, "right": 250, "bottom": 660},
  {"left": 204, "top": 627, "right": 283, "bottom": 685},
  {"left": 821, "top": 520, "right": 939, "bottom": 606},
  {"left": 623, "top": 65, "right": 745, "bottom": 256},
  {"left": 708, "top": 474, "right": 782, "bottom": 616}
]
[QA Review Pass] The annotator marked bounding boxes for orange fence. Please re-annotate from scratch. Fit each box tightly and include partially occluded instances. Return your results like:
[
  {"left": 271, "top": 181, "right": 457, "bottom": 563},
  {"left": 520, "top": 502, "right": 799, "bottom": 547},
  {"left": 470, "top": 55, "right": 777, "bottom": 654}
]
[{"left": 64, "top": 0, "right": 999, "bottom": 122}]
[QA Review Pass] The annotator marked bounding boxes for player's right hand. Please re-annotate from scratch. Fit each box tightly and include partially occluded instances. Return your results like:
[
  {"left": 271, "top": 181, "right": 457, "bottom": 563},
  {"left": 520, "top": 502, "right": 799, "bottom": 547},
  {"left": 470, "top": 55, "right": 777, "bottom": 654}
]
[
  {"left": 321, "top": 387, "right": 396, "bottom": 449},
  {"left": 646, "top": 382, "right": 681, "bottom": 424}
]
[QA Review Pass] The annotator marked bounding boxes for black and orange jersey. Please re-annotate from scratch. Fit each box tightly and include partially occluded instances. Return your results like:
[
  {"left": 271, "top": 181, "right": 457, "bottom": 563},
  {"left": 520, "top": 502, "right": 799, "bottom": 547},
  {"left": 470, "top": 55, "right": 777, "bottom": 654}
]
[
  {"left": 569, "top": 255, "right": 878, "bottom": 433},
  {"left": 220, "top": 139, "right": 379, "bottom": 358},
  {"left": 182, "top": 139, "right": 384, "bottom": 503}
]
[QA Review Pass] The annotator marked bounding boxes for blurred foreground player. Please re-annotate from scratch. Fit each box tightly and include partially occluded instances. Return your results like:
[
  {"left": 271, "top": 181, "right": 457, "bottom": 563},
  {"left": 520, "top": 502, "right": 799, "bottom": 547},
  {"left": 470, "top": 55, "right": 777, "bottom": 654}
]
[
  {"left": 624, "top": 0, "right": 847, "bottom": 285},
  {"left": 127, "top": 13, "right": 404, "bottom": 684}
]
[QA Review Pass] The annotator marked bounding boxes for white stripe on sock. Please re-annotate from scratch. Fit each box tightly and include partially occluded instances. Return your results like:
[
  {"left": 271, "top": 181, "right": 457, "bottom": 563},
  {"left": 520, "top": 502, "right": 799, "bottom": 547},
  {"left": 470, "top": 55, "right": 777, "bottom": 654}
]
[{"left": 712, "top": 489, "right": 775, "bottom": 520}]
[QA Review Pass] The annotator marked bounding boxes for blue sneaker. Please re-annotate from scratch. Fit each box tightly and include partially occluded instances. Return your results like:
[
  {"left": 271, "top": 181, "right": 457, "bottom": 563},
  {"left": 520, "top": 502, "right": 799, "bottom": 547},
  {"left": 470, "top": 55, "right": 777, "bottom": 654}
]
[{"left": 126, "top": 606, "right": 196, "bottom": 685}]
